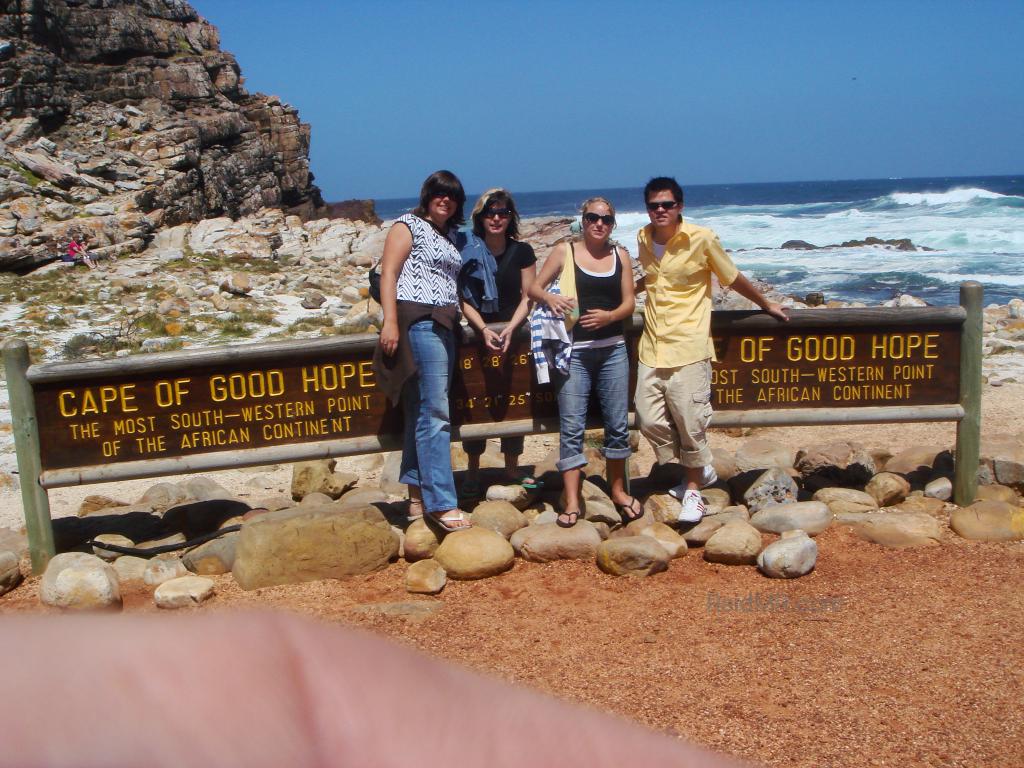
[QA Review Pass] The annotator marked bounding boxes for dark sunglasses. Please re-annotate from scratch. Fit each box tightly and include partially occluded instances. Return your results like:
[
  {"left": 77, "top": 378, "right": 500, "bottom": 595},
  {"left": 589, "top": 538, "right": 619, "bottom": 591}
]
[
  {"left": 646, "top": 200, "right": 680, "bottom": 211},
  {"left": 582, "top": 212, "right": 615, "bottom": 226},
  {"left": 483, "top": 207, "right": 512, "bottom": 218}
]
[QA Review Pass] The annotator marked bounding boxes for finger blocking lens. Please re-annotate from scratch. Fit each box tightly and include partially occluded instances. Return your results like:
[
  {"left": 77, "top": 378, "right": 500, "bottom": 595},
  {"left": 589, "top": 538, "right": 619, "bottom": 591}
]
[{"left": 583, "top": 212, "right": 615, "bottom": 226}]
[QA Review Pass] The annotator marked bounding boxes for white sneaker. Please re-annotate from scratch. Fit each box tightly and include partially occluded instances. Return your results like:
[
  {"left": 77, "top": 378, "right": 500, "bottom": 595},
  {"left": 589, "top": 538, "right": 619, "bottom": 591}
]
[
  {"left": 668, "top": 466, "right": 718, "bottom": 500},
  {"left": 677, "top": 490, "right": 706, "bottom": 524}
]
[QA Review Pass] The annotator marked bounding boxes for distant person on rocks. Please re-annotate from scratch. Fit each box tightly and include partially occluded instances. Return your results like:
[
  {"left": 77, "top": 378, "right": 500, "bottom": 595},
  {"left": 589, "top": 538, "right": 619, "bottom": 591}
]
[
  {"left": 458, "top": 188, "right": 539, "bottom": 498},
  {"left": 64, "top": 233, "right": 96, "bottom": 269},
  {"left": 528, "top": 197, "right": 641, "bottom": 528},
  {"left": 372, "top": 170, "right": 471, "bottom": 533},
  {"left": 634, "top": 176, "right": 788, "bottom": 523}
]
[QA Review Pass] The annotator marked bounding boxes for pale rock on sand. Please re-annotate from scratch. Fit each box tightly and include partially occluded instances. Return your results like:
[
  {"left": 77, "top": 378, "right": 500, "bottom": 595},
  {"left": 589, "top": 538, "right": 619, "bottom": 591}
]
[
  {"left": 39, "top": 552, "right": 121, "bottom": 610},
  {"left": 154, "top": 576, "right": 216, "bottom": 609},
  {"left": 405, "top": 559, "right": 447, "bottom": 595},
  {"left": 511, "top": 521, "right": 603, "bottom": 562},
  {"left": 950, "top": 501, "right": 1024, "bottom": 542},
  {"left": 750, "top": 501, "right": 833, "bottom": 537},
  {"left": 757, "top": 530, "right": 818, "bottom": 578},
  {"left": 596, "top": 538, "right": 670, "bottom": 577},
  {"left": 433, "top": 528, "right": 514, "bottom": 581},
  {"left": 704, "top": 521, "right": 763, "bottom": 565}
]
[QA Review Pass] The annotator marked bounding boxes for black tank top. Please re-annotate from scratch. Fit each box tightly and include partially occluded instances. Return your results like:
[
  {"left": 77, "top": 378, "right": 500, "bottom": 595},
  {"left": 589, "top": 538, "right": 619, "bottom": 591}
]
[{"left": 572, "top": 243, "right": 624, "bottom": 343}]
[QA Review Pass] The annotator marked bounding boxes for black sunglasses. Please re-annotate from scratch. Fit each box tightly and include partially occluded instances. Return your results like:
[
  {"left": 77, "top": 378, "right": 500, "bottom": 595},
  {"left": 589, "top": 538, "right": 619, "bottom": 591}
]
[
  {"left": 483, "top": 207, "right": 512, "bottom": 218},
  {"left": 646, "top": 200, "right": 680, "bottom": 211},
  {"left": 582, "top": 212, "right": 615, "bottom": 226}
]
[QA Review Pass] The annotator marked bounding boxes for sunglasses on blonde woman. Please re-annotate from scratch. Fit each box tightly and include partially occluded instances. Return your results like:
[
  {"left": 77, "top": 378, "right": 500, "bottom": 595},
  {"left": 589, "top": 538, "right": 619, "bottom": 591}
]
[
  {"left": 582, "top": 212, "right": 615, "bottom": 226},
  {"left": 483, "top": 208, "right": 512, "bottom": 218}
]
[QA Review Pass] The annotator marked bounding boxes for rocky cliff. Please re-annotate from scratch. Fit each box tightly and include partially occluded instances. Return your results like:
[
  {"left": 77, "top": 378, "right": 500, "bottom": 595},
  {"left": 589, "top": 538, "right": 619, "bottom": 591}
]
[{"left": 0, "top": 0, "right": 325, "bottom": 272}]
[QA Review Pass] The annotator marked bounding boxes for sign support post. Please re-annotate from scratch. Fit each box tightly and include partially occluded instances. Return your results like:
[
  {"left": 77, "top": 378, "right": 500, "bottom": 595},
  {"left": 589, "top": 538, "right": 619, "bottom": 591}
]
[
  {"left": 3, "top": 339, "right": 55, "bottom": 574},
  {"left": 953, "top": 281, "right": 983, "bottom": 506}
]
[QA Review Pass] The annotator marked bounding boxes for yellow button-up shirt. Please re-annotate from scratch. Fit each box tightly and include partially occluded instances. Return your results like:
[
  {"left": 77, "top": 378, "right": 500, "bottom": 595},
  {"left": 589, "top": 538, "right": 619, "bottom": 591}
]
[{"left": 637, "top": 220, "right": 739, "bottom": 368}]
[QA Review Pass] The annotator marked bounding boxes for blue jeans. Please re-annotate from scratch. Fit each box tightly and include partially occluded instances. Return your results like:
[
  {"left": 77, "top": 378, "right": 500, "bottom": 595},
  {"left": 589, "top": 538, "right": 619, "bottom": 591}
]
[
  {"left": 399, "top": 320, "right": 458, "bottom": 512},
  {"left": 555, "top": 343, "right": 632, "bottom": 472}
]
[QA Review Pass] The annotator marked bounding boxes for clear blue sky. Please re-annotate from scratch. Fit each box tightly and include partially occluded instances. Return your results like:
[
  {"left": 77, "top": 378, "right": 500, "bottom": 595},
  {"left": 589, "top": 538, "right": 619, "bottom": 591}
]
[{"left": 194, "top": 0, "right": 1023, "bottom": 201}]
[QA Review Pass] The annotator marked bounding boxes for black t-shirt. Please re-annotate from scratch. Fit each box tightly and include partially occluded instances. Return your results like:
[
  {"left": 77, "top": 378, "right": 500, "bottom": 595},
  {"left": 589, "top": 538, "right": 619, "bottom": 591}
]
[{"left": 484, "top": 240, "right": 537, "bottom": 323}]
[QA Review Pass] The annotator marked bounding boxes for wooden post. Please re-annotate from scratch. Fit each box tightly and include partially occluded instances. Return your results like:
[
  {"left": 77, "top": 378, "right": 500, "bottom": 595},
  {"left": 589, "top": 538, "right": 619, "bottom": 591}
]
[
  {"left": 953, "top": 281, "right": 983, "bottom": 507},
  {"left": 2, "top": 340, "right": 55, "bottom": 573}
]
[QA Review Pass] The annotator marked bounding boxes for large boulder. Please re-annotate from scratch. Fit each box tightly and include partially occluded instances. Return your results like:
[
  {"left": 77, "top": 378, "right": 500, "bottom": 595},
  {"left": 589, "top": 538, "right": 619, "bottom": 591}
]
[
  {"left": 950, "top": 501, "right": 1024, "bottom": 542},
  {"left": 183, "top": 532, "right": 239, "bottom": 575},
  {"left": 403, "top": 519, "right": 442, "bottom": 562},
  {"left": 232, "top": 505, "right": 399, "bottom": 590},
  {"left": 596, "top": 538, "right": 670, "bottom": 577},
  {"left": 865, "top": 472, "right": 911, "bottom": 506},
  {"left": 639, "top": 522, "right": 688, "bottom": 558},
  {"left": 470, "top": 501, "right": 527, "bottom": 539},
  {"left": 812, "top": 487, "right": 879, "bottom": 515},
  {"left": 39, "top": 553, "right": 121, "bottom": 610},
  {"left": 680, "top": 505, "right": 750, "bottom": 546},
  {"left": 757, "top": 530, "right": 817, "bottom": 578},
  {"left": 979, "top": 434, "right": 1024, "bottom": 491},
  {"left": 290, "top": 459, "right": 358, "bottom": 501},
  {"left": 742, "top": 468, "right": 799, "bottom": 513},
  {"left": 703, "top": 521, "right": 763, "bottom": 565},
  {"left": 0, "top": 550, "right": 23, "bottom": 596},
  {"left": 836, "top": 511, "right": 943, "bottom": 548},
  {"left": 974, "top": 484, "right": 1018, "bottom": 505},
  {"left": 510, "top": 521, "right": 603, "bottom": 562},
  {"left": 750, "top": 501, "right": 833, "bottom": 536},
  {"left": 433, "top": 528, "right": 514, "bottom": 580},
  {"left": 734, "top": 439, "right": 795, "bottom": 472},
  {"left": 795, "top": 441, "right": 875, "bottom": 491}
]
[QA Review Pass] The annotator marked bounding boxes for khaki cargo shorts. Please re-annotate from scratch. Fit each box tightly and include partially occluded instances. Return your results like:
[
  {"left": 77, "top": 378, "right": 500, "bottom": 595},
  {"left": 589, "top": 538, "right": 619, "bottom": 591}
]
[{"left": 635, "top": 359, "right": 714, "bottom": 468}]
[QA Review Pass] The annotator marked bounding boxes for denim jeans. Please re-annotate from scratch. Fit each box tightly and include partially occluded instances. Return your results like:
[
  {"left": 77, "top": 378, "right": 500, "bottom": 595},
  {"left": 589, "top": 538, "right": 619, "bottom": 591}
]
[
  {"left": 399, "top": 319, "right": 458, "bottom": 512},
  {"left": 555, "top": 343, "right": 632, "bottom": 472}
]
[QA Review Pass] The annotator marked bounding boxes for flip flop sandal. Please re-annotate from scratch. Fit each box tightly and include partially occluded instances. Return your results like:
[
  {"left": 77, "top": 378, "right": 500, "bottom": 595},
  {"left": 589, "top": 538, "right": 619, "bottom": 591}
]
[
  {"left": 556, "top": 509, "right": 581, "bottom": 528},
  {"left": 425, "top": 510, "right": 472, "bottom": 533},
  {"left": 615, "top": 496, "right": 644, "bottom": 524}
]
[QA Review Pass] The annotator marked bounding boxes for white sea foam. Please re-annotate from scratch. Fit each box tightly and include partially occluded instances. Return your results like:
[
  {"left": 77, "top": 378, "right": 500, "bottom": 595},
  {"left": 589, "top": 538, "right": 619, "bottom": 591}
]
[
  {"left": 611, "top": 185, "right": 1024, "bottom": 304},
  {"left": 886, "top": 188, "right": 1014, "bottom": 206}
]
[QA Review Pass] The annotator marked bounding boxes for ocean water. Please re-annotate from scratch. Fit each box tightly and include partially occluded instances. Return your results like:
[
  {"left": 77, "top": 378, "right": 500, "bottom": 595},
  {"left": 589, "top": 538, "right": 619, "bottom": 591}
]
[{"left": 376, "top": 175, "right": 1024, "bottom": 306}]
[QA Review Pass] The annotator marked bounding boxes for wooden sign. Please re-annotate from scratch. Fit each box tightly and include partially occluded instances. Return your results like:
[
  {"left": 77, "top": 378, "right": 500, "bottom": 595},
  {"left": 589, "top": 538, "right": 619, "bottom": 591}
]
[{"left": 28, "top": 308, "right": 963, "bottom": 475}]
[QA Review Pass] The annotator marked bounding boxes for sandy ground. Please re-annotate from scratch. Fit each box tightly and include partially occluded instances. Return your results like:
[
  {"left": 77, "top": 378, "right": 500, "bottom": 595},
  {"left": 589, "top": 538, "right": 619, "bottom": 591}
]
[{"left": 1, "top": 385, "right": 1022, "bottom": 768}]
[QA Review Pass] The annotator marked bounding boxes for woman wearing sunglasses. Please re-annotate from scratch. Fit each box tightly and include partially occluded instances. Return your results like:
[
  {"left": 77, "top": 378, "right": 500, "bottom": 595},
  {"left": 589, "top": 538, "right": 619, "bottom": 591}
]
[
  {"left": 459, "top": 188, "right": 539, "bottom": 498},
  {"left": 528, "top": 197, "right": 640, "bottom": 528},
  {"left": 374, "top": 170, "right": 471, "bottom": 533}
]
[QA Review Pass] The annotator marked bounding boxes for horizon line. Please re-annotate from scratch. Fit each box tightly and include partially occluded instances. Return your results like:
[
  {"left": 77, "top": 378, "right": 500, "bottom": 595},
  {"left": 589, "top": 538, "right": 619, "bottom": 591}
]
[{"left": 354, "top": 171, "right": 1023, "bottom": 204}]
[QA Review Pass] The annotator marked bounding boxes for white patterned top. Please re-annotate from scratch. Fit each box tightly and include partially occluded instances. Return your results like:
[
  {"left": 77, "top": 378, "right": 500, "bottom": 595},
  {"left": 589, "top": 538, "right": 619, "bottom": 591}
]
[{"left": 395, "top": 213, "right": 462, "bottom": 306}]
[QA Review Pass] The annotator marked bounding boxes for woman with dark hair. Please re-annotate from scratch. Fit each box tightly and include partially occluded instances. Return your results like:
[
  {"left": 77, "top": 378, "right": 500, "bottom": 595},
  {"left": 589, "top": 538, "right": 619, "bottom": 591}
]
[
  {"left": 527, "top": 197, "right": 640, "bottom": 528},
  {"left": 374, "top": 170, "right": 471, "bottom": 532},
  {"left": 458, "top": 188, "right": 538, "bottom": 497}
]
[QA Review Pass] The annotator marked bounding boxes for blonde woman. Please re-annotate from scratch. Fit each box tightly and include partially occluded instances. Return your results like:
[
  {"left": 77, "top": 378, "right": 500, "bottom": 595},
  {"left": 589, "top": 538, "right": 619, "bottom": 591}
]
[{"left": 527, "top": 197, "right": 639, "bottom": 527}]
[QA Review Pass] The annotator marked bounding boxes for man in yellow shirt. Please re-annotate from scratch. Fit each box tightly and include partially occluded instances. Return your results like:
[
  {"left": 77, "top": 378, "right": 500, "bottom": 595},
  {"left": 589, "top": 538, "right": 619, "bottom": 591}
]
[{"left": 636, "top": 177, "right": 788, "bottom": 522}]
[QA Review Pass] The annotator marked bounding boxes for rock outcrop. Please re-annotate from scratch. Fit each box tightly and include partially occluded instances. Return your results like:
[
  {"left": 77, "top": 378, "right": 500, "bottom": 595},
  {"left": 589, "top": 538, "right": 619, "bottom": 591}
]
[{"left": 0, "top": 0, "right": 324, "bottom": 272}]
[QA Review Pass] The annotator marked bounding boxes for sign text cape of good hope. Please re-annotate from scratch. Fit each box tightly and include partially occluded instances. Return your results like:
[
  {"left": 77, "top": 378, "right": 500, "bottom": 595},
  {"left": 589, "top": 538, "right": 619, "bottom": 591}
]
[{"left": 28, "top": 307, "right": 963, "bottom": 475}]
